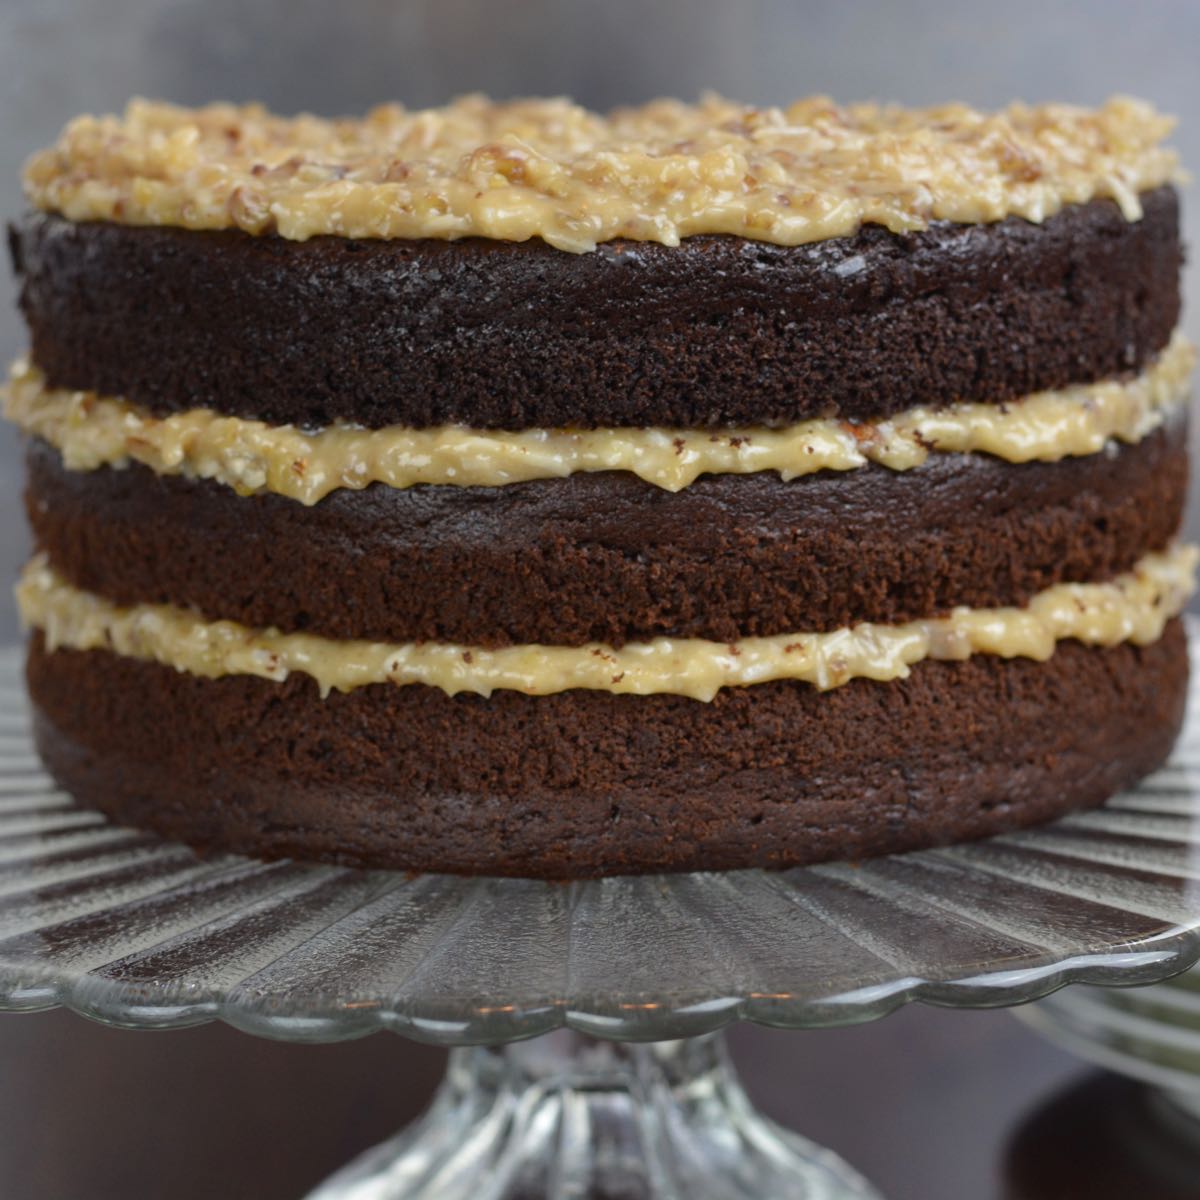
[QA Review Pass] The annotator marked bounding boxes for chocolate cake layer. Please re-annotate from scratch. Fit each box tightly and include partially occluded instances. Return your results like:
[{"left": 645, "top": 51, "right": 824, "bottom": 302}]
[
  {"left": 28, "top": 623, "right": 1188, "bottom": 877},
  {"left": 9, "top": 187, "right": 1181, "bottom": 431},
  {"left": 25, "top": 420, "right": 1188, "bottom": 647}
]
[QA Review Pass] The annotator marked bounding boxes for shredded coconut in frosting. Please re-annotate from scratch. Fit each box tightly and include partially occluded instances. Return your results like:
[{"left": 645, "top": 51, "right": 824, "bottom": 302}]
[{"left": 23, "top": 94, "right": 1180, "bottom": 251}]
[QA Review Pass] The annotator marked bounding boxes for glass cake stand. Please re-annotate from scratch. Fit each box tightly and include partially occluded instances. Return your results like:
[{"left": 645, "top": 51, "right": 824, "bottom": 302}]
[{"left": 0, "top": 641, "right": 1198, "bottom": 1200}]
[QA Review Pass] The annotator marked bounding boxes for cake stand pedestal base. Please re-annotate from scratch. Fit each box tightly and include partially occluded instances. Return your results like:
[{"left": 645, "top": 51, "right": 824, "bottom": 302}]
[{"left": 306, "top": 1030, "right": 882, "bottom": 1200}]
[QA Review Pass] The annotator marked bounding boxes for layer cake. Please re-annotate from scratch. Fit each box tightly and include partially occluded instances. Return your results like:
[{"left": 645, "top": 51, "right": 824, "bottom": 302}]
[{"left": 6, "top": 94, "right": 1195, "bottom": 877}]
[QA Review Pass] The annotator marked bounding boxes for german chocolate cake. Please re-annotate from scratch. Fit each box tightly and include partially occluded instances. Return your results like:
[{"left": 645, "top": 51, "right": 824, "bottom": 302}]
[{"left": 6, "top": 94, "right": 1195, "bottom": 877}]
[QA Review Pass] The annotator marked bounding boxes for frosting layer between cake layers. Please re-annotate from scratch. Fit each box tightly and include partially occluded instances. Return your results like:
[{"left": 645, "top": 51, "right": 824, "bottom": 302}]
[
  {"left": 7, "top": 333, "right": 1192, "bottom": 500},
  {"left": 16, "top": 545, "right": 1197, "bottom": 701}
]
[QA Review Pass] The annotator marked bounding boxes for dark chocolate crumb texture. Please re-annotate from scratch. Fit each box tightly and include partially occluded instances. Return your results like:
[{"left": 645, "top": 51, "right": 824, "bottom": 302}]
[
  {"left": 6, "top": 94, "right": 1196, "bottom": 877},
  {"left": 26, "top": 627, "right": 1189, "bottom": 878},
  {"left": 22, "top": 422, "right": 1189, "bottom": 648},
  {"left": 9, "top": 189, "right": 1182, "bottom": 431}
]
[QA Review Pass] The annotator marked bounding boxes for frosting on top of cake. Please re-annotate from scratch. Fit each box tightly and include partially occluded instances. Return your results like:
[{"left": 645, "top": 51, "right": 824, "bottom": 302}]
[{"left": 23, "top": 94, "right": 1180, "bottom": 252}]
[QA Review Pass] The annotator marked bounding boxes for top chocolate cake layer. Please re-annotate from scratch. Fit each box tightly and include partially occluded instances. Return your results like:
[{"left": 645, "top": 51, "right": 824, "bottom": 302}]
[{"left": 9, "top": 187, "right": 1181, "bottom": 430}]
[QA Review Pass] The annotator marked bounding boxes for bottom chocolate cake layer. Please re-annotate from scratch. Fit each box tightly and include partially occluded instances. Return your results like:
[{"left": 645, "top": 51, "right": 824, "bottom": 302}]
[{"left": 26, "top": 623, "right": 1188, "bottom": 878}]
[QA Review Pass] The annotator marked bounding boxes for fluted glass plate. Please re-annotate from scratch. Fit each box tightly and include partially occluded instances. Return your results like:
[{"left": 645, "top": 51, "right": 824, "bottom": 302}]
[{"left": 0, "top": 639, "right": 1197, "bottom": 1046}]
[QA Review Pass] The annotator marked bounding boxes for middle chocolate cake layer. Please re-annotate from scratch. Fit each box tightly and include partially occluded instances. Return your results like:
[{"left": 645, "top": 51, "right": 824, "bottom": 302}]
[
  {"left": 9, "top": 186, "right": 1181, "bottom": 430},
  {"left": 26, "top": 419, "right": 1187, "bottom": 647}
]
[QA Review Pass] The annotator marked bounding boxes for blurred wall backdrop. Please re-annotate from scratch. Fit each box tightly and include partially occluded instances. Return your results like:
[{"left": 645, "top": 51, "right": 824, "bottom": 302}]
[{"left": 0, "top": 0, "right": 1197, "bottom": 639}]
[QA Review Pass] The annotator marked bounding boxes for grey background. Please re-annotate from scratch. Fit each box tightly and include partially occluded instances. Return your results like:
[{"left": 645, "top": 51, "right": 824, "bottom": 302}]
[{"left": 0, "top": 0, "right": 1198, "bottom": 640}]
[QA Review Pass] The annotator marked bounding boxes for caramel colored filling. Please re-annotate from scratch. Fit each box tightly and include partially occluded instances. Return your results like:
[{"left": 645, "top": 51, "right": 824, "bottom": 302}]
[
  {"left": 24, "top": 95, "right": 1178, "bottom": 251},
  {"left": 18, "top": 546, "right": 1196, "bottom": 701},
  {"left": 7, "top": 334, "right": 1192, "bottom": 503}
]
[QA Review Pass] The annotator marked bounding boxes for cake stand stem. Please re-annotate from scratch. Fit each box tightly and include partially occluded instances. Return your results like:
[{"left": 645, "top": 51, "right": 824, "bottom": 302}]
[{"left": 303, "top": 1029, "right": 883, "bottom": 1199}]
